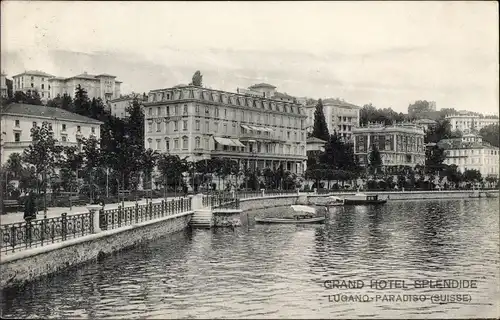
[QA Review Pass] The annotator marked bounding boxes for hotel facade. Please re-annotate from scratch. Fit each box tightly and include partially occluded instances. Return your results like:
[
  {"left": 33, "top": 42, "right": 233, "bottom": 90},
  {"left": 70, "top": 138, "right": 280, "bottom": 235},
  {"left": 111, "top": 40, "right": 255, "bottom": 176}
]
[
  {"left": 0, "top": 103, "right": 102, "bottom": 164},
  {"left": 445, "top": 114, "right": 499, "bottom": 132},
  {"left": 50, "top": 72, "right": 121, "bottom": 101},
  {"left": 304, "top": 98, "right": 360, "bottom": 141},
  {"left": 142, "top": 84, "right": 308, "bottom": 174},
  {"left": 352, "top": 123, "right": 426, "bottom": 167},
  {"left": 438, "top": 133, "right": 499, "bottom": 178},
  {"left": 12, "top": 70, "right": 54, "bottom": 103}
]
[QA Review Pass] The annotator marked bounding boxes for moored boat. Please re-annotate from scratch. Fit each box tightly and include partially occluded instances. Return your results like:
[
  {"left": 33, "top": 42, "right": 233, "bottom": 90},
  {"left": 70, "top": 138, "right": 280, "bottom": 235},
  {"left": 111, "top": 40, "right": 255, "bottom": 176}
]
[
  {"left": 255, "top": 216, "right": 326, "bottom": 224},
  {"left": 344, "top": 193, "right": 387, "bottom": 205},
  {"left": 325, "top": 196, "right": 345, "bottom": 206}
]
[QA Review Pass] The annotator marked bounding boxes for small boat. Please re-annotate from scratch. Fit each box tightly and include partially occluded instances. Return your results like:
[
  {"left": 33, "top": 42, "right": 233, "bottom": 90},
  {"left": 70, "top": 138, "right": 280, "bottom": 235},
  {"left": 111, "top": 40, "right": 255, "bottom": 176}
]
[
  {"left": 344, "top": 193, "right": 387, "bottom": 205},
  {"left": 255, "top": 205, "right": 325, "bottom": 224},
  {"left": 325, "top": 196, "right": 345, "bottom": 206},
  {"left": 255, "top": 216, "right": 325, "bottom": 224}
]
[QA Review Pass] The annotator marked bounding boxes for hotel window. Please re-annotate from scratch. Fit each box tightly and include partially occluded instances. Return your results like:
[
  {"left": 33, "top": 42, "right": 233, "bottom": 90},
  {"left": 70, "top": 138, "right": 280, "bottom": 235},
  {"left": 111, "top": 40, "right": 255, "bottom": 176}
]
[
  {"left": 183, "top": 105, "right": 188, "bottom": 115},
  {"left": 165, "top": 106, "right": 170, "bottom": 116},
  {"left": 166, "top": 93, "right": 170, "bottom": 100},
  {"left": 165, "top": 139, "right": 170, "bottom": 150},
  {"left": 182, "top": 136, "right": 188, "bottom": 149},
  {"left": 62, "top": 124, "right": 66, "bottom": 131},
  {"left": 224, "top": 109, "right": 227, "bottom": 118},
  {"left": 183, "top": 120, "right": 188, "bottom": 131},
  {"left": 294, "top": 132, "right": 297, "bottom": 140},
  {"left": 91, "top": 127, "right": 95, "bottom": 134},
  {"left": 196, "top": 105, "right": 200, "bottom": 114},
  {"left": 147, "top": 122, "right": 152, "bottom": 133},
  {"left": 32, "top": 122, "right": 37, "bottom": 128},
  {"left": 175, "top": 105, "right": 180, "bottom": 115},
  {"left": 205, "top": 121, "right": 209, "bottom": 131},
  {"left": 31, "top": 83, "right": 34, "bottom": 87},
  {"left": 15, "top": 120, "right": 20, "bottom": 127},
  {"left": 205, "top": 106, "right": 209, "bottom": 115},
  {"left": 156, "top": 122, "right": 161, "bottom": 132},
  {"left": 287, "top": 131, "right": 291, "bottom": 139},
  {"left": 156, "top": 139, "right": 161, "bottom": 150},
  {"left": 195, "top": 120, "right": 200, "bottom": 131},
  {"left": 214, "top": 122, "right": 218, "bottom": 133},
  {"left": 195, "top": 137, "right": 201, "bottom": 149},
  {"left": 14, "top": 132, "right": 20, "bottom": 142},
  {"left": 157, "top": 107, "right": 161, "bottom": 116},
  {"left": 205, "top": 138, "right": 209, "bottom": 149},
  {"left": 174, "top": 139, "right": 179, "bottom": 149},
  {"left": 62, "top": 136, "right": 67, "bottom": 142},
  {"left": 48, "top": 123, "right": 53, "bottom": 131},
  {"left": 148, "top": 108, "right": 152, "bottom": 116},
  {"left": 174, "top": 121, "right": 178, "bottom": 131},
  {"left": 77, "top": 125, "right": 81, "bottom": 132},
  {"left": 215, "top": 108, "right": 219, "bottom": 117},
  {"left": 224, "top": 123, "right": 228, "bottom": 133},
  {"left": 41, "top": 84, "right": 44, "bottom": 89}
]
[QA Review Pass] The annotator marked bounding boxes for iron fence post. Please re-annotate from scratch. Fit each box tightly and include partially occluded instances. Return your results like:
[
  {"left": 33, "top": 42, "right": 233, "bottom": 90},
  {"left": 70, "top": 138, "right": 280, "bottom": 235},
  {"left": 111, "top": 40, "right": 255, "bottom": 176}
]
[{"left": 61, "top": 212, "right": 68, "bottom": 241}]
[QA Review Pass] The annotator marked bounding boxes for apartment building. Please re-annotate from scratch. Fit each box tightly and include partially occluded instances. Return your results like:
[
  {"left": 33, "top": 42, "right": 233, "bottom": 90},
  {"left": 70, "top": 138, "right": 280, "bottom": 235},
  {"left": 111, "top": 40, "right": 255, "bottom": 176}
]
[
  {"left": 303, "top": 98, "right": 360, "bottom": 141},
  {"left": 438, "top": 133, "right": 499, "bottom": 177},
  {"left": 352, "top": 123, "right": 425, "bottom": 167},
  {"left": 50, "top": 72, "right": 121, "bottom": 101},
  {"left": 142, "top": 84, "right": 308, "bottom": 174},
  {"left": 12, "top": 70, "right": 54, "bottom": 102},
  {"left": 445, "top": 114, "right": 499, "bottom": 132},
  {"left": 107, "top": 95, "right": 144, "bottom": 119},
  {"left": 0, "top": 103, "right": 102, "bottom": 164}
]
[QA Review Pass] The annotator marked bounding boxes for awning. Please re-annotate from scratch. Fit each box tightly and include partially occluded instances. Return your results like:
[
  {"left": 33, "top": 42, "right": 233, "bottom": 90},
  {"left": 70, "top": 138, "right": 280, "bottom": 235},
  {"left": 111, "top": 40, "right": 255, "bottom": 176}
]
[
  {"left": 250, "top": 126, "right": 265, "bottom": 132},
  {"left": 214, "top": 137, "right": 246, "bottom": 147},
  {"left": 241, "top": 124, "right": 252, "bottom": 130},
  {"left": 231, "top": 139, "right": 246, "bottom": 147},
  {"left": 263, "top": 127, "right": 274, "bottom": 132},
  {"left": 214, "top": 137, "right": 235, "bottom": 146}
]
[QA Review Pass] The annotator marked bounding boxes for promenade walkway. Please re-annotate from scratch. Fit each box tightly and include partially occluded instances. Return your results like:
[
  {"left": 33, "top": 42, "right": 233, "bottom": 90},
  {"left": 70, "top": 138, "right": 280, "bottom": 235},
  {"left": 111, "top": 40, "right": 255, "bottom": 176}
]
[{"left": 0, "top": 197, "right": 181, "bottom": 225}]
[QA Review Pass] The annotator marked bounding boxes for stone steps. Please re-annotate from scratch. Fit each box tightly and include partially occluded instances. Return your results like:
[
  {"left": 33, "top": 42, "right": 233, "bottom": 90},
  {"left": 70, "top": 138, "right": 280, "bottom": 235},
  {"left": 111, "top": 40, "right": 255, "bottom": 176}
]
[{"left": 190, "top": 209, "right": 213, "bottom": 228}]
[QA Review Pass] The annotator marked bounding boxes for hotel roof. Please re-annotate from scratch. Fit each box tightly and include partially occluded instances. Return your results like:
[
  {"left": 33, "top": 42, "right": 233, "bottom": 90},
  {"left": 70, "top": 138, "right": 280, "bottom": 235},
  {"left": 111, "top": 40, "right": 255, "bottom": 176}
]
[
  {"left": 249, "top": 83, "right": 277, "bottom": 89},
  {"left": 13, "top": 70, "right": 55, "bottom": 78},
  {"left": 323, "top": 98, "right": 360, "bottom": 109},
  {"left": 1, "top": 103, "right": 103, "bottom": 124}
]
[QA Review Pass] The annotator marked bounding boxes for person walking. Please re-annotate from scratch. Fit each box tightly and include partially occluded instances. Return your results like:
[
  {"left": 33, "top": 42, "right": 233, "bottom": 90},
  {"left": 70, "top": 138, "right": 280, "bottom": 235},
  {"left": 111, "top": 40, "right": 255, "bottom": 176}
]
[{"left": 23, "top": 191, "right": 37, "bottom": 222}]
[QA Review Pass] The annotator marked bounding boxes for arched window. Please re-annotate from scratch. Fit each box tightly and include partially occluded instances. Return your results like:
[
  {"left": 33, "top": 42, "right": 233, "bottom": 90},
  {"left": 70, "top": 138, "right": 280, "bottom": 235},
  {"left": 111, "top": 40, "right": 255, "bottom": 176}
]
[
  {"left": 165, "top": 138, "right": 170, "bottom": 151},
  {"left": 182, "top": 136, "right": 188, "bottom": 149}
]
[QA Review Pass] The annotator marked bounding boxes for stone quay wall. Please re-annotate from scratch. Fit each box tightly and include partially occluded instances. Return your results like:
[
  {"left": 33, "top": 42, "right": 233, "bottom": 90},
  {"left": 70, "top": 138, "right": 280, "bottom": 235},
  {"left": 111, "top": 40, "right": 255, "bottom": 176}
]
[{"left": 0, "top": 211, "right": 192, "bottom": 289}]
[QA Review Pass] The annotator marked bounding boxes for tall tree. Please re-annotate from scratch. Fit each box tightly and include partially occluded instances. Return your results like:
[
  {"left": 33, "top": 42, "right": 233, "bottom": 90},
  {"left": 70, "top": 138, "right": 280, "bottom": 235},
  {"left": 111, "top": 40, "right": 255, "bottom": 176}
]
[
  {"left": 73, "top": 85, "right": 91, "bottom": 115},
  {"left": 190, "top": 70, "right": 203, "bottom": 87},
  {"left": 125, "top": 98, "right": 145, "bottom": 149},
  {"left": 425, "top": 145, "right": 446, "bottom": 174},
  {"left": 368, "top": 144, "right": 382, "bottom": 174},
  {"left": 311, "top": 99, "right": 329, "bottom": 141},
  {"left": 22, "top": 122, "right": 63, "bottom": 213}
]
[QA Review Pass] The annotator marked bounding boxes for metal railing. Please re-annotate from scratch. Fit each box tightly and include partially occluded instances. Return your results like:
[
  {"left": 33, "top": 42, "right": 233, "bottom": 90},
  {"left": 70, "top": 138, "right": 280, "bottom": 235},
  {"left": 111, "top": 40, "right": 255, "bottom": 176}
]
[
  {"left": 99, "top": 198, "right": 192, "bottom": 231},
  {"left": 1, "top": 212, "right": 94, "bottom": 255},
  {"left": 0, "top": 198, "right": 193, "bottom": 255}
]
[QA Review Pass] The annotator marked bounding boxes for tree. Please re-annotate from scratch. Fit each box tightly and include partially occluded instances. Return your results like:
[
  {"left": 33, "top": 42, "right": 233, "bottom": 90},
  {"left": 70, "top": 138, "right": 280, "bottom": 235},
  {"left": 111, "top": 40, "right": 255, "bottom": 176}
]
[
  {"left": 74, "top": 85, "right": 91, "bottom": 115},
  {"left": 360, "top": 103, "right": 409, "bottom": 126},
  {"left": 311, "top": 99, "right": 329, "bottom": 141},
  {"left": 9, "top": 90, "right": 42, "bottom": 105},
  {"left": 125, "top": 98, "right": 145, "bottom": 149},
  {"left": 5, "top": 153, "right": 23, "bottom": 180},
  {"left": 425, "top": 145, "right": 446, "bottom": 174},
  {"left": 59, "top": 145, "right": 84, "bottom": 193},
  {"left": 425, "top": 119, "right": 455, "bottom": 143},
  {"left": 368, "top": 144, "right": 382, "bottom": 174},
  {"left": 190, "top": 70, "right": 203, "bottom": 87},
  {"left": 80, "top": 136, "right": 103, "bottom": 201},
  {"left": 479, "top": 123, "right": 499, "bottom": 147},
  {"left": 462, "top": 169, "right": 482, "bottom": 185},
  {"left": 157, "top": 154, "right": 189, "bottom": 192},
  {"left": 141, "top": 148, "right": 160, "bottom": 191},
  {"left": 22, "top": 122, "right": 63, "bottom": 213},
  {"left": 47, "top": 94, "right": 74, "bottom": 112},
  {"left": 408, "top": 100, "right": 434, "bottom": 118}
]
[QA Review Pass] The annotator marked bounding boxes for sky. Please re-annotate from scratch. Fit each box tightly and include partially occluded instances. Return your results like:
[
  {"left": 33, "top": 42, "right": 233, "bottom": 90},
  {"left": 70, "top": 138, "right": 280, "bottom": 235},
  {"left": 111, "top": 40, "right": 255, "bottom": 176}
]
[{"left": 1, "top": 1, "right": 498, "bottom": 114}]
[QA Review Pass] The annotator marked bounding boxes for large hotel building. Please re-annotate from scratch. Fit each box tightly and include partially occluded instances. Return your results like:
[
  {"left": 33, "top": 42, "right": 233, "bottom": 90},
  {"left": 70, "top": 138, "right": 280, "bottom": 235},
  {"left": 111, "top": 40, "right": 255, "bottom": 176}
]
[
  {"left": 352, "top": 123, "right": 426, "bottom": 167},
  {"left": 142, "top": 83, "right": 308, "bottom": 174}
]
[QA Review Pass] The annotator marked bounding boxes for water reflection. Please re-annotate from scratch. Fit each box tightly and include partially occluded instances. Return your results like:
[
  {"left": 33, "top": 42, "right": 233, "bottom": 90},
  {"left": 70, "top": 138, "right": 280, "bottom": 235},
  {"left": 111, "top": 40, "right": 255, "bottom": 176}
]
[{"left": 1, "top": 199, "right": 499, "bottom": 319}]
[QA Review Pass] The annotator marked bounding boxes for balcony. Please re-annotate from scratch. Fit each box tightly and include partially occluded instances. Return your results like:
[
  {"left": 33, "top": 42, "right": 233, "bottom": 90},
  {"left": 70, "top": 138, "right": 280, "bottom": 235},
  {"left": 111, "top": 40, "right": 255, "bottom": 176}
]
[
  {"left": 238, "top": 132, "right": 286, "bottom": 143},
  {"left": 211, "top": 149, "right": 306, "bottom": 160}
]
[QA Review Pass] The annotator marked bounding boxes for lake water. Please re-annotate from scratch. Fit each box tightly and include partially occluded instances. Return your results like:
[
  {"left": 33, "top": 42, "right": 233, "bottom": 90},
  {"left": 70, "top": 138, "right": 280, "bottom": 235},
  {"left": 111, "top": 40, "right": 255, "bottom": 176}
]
[{"left": 1, "top": 198, "right": 499, "bottom": 319}]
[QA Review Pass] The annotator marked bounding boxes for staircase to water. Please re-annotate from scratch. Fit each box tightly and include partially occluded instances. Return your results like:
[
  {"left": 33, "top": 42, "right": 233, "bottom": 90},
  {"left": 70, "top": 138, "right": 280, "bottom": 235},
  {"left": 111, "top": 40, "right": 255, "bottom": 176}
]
[{"left": 190, "top": 209, "right": 213, "bottom": 228}]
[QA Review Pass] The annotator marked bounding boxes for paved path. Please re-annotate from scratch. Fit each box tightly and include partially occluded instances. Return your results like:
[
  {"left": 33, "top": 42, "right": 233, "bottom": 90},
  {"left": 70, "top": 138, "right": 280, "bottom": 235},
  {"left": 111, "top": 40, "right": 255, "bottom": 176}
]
[{"left": 0, "top": 197, "right": 182, "bottom": 225}]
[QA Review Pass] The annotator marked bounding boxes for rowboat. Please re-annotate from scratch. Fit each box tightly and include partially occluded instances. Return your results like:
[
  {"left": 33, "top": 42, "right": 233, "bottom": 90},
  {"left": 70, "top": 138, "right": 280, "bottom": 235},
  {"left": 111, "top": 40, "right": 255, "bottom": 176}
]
[
  {"left": 255, "top": 205, "right": 325, "bottom": 224},
  {"left": 255, "top": 216, "right": 326, "bottom": 224},
  {"left": 343, "top": 193, "right": 387, "bottom": 205}
]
